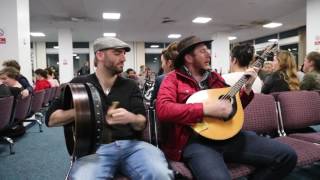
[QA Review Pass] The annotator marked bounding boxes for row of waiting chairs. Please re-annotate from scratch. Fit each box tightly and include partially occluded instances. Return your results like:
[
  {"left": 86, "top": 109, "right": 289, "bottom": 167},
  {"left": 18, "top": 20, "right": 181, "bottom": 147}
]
[
  {"left": 0, "top": 86, "right": 61, "bottom": 154},
  {"left": 146, "top": 90, "right": 320, "bottom": 179}
]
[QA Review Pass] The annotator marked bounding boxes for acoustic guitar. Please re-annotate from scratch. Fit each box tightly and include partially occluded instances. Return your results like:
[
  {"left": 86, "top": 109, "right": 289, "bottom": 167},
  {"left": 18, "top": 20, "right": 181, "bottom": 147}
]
[{"left": 186, "top": 44, "right": 277, "bottom": 140}]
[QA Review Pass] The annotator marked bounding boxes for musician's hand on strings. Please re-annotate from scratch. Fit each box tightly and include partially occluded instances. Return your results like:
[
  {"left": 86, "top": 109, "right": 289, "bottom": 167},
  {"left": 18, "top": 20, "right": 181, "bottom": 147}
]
[
  {"left": 203, "top": 99, "right": 232, "bottom": 119},
  {"left": 243, "top": 67, "right": 259, "bottom": 94}
]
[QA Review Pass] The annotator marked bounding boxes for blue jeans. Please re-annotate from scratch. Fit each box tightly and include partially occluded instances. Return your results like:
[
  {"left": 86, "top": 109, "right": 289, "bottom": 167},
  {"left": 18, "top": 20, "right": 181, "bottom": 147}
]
[
  {"left": 183, "top": 131, "right": 297, "bottom": 180},
  {"left": 68, "top": 140, "right": 174, "bottom": 180}
]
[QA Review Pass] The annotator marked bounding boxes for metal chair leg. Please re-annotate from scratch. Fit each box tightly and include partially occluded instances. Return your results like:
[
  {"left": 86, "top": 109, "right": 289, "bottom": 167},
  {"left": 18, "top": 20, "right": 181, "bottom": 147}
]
[{"left": 3, "top": 136, "right": 15, "bottom": 154}]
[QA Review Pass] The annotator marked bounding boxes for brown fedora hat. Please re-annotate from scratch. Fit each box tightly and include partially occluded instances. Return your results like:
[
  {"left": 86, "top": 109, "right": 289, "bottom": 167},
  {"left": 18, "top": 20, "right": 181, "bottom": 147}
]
[{"left": 174, "top": 36, "right": 212, "bottom": 68}]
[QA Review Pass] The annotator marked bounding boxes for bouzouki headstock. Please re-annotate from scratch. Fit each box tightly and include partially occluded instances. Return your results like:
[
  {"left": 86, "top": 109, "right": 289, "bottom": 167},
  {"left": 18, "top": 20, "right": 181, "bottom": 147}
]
[{"left": 253, "top": 43, "right": 278, "bottom": 69}]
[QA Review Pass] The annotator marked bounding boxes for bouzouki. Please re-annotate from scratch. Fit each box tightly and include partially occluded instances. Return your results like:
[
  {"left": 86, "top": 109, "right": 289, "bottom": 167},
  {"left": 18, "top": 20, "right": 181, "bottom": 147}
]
[{"left": 187, "top": 44, "right": 278, "bottom": 140}]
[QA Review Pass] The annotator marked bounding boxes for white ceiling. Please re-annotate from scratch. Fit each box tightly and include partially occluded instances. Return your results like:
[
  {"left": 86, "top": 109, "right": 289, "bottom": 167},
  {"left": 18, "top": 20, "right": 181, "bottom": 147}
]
[{"left": 30, "top": 0, "right": 306, "bottom": 43}]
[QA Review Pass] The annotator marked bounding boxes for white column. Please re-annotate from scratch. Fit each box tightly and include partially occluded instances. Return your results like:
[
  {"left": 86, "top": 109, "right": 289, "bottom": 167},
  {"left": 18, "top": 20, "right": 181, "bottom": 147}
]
[
  {"left": 135, "top": 42, "right": 146, "bottom": 72},
  {"left": 124, "top": 42, "right": 134, "bottom": 71},
  {"left": 34, "top": 42, "right": 47, "bottom": 69},
  {"left": 0, "top": 0, "right": 32, "bottom": 82},
  {"left": 58, "top": 28, "right": 74, "bottom": 83},
  {"left": 89, "top": 42, "right": 95, "bottom": 73},
  {"left": 306, "top": 0, "right": 320, "bottom": 53},
  {"left": 211, "top": 32, "right": 230, "bottom": 75}
]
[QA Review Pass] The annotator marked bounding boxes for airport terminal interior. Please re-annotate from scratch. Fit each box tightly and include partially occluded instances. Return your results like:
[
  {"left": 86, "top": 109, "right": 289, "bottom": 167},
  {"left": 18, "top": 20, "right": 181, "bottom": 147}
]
[{"left": 1, "top": 0, "right": 320, "bottom": 179}]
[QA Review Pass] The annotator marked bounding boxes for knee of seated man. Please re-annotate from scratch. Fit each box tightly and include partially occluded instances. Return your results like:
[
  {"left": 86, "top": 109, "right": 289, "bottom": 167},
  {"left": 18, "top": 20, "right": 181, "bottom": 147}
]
[{"left": 276, "top": 144, "right": 297, "bottom": 167}]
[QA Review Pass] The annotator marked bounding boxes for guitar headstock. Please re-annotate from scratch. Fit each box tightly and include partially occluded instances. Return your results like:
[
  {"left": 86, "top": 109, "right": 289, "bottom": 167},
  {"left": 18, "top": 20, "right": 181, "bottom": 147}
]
[{"left": 253, "top": 43, "right": 278, "bottom": 68}]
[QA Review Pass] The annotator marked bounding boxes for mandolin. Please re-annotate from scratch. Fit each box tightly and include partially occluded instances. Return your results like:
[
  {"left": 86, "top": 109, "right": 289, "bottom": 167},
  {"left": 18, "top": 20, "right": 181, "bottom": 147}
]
[{"left": 186, "top": 44, "right": 277, "bottom": 140}]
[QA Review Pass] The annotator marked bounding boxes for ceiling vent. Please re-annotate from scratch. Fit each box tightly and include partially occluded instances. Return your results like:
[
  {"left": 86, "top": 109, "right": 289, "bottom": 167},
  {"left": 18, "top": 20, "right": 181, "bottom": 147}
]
[{"left": 162, "top": 17, "right": 176, "bottom": 24}]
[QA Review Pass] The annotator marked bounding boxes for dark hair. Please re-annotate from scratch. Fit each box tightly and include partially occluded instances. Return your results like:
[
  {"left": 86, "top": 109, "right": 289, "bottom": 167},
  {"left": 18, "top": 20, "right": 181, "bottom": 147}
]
[
  {"left": 0, "top": 67, "right": 20, "bottom": 79},
  {"left": 35, "top": 69, "right": 48, "bottom": 79},
  {"left": 230, "top": 44, "right": 254, "bottom": 67},
  {"left": 162, "top": 42, "right": 179, "bottom": 61},
  {"left": 306, "top": 51, "right": 320, "bottom": 71},
  {"left": 2, "top": 60, "right": 21, "bottom": 71},
  {"left": 126, "top": 68, "right": 135, "bottom": 74}
]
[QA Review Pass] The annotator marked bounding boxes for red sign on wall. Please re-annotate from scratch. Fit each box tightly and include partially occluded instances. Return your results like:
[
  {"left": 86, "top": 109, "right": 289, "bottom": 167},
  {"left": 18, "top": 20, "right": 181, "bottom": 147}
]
[{"left": 0, "top": 37, "right": 6, "bottom": 44}]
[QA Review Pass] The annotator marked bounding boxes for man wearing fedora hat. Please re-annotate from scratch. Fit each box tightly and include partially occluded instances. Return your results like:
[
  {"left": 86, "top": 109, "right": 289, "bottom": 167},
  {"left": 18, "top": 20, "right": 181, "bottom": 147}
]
[
  {"left": 156, "top": 36, "right": 297, "bottom": 179},
  {"left": 46, "top": 37, "right": 173, "bottom": 180}
]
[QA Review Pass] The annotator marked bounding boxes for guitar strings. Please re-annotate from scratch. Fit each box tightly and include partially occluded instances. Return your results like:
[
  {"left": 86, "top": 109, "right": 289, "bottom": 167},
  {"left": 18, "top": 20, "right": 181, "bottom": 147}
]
[{"left": 220, "top": 47, "right": 277, "bottom": 101}]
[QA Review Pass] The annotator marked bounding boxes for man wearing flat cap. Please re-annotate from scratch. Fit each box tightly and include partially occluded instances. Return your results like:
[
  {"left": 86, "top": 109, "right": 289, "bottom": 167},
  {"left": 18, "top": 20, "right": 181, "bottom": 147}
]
[
  {"left": 156, "top": 36, "right": 297, "bottom": 179},
  {"left": 46, "top": 37, "right": 173, "bottom": 180}
]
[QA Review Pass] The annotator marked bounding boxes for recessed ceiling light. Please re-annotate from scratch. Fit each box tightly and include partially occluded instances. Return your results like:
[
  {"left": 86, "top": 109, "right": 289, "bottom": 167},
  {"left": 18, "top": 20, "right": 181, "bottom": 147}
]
[
  {"left": 150, "top": 45, "right": 160, "bottom": 48},
  {"left": 228, "top": 36, "right": 237, "bottom": 41},
  {"left": 30, "top": 32, "right": 45, "bottom": 37},
  {"left": 268, "top": 39, "right": 279, "bottom": 42},
  {"left": 103, "top": 13, "right": 121, "bottom": 20},
  {"left": 103, "top": 32, "right": 117, "bottom": 37},
  {"left": 168, "top": 34, "right": 181, "bottom": 39},
  {"left": 192, "top": 17, "right": 212, "bottom": 24},
  {"left": 73, "top": 54, "right": 77, "bottom": 56},
  {"left": 263, "top": 22, "right": 282, "bottom": 28}
]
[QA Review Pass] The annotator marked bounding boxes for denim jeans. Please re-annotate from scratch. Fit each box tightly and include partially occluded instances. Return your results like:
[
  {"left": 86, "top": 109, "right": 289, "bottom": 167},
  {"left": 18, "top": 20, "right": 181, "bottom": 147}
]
[
  {"left": 183, "top": 131, "right": 297, "bottom": 180},
  {"left": 68, "top": 140, "right": 174, "bottom": 180}
]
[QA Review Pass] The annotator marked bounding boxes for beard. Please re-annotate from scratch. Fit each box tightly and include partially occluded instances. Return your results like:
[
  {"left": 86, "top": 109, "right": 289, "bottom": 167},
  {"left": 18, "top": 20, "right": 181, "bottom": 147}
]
[{"left": 103, "top": 62, "right": 123, "bottom": 76}]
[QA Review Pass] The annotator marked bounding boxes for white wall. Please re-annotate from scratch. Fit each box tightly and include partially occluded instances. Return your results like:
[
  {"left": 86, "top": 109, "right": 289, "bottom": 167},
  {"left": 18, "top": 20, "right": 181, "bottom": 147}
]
[
  {"left": 307, "top": 0, "right": 320, "bottom": 53},
  {"left": 0, "top": 0, "right": 32, "bottom": 82}
]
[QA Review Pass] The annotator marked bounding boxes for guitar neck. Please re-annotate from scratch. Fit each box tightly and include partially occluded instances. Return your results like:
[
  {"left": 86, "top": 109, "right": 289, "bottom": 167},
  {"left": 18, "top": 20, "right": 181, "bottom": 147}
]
[{"left": 225, "top": 43, "right": 277, "bottom": 97}]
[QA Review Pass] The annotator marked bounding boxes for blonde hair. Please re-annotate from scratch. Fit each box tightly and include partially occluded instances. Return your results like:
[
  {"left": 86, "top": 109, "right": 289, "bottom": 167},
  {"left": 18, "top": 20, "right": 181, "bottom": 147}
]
[{"left": 276, "top": 50, "right": 300, "bottom": 90}]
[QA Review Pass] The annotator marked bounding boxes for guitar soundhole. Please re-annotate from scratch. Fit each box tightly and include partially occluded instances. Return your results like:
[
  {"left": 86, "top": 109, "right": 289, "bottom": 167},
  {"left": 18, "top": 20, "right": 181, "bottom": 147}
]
[{"left": 218, "top": 94, "right": 234, "bottom": 104}]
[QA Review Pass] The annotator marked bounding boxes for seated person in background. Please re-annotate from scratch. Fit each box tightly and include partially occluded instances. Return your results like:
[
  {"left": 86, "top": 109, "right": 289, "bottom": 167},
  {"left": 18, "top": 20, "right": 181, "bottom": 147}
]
[
  {"left": 223, "top": 44, "right": 263, "bottom": 93},
  {"left": 34, "top": 69, "right": 51, "bottom": 92},
  {"left": 46, "top": 36, "right": 173, "bottom": 180},
  {"left": 0, "top": 79, "right": 12, "bottom": 97},
  {"left": 300, "top": 51, "right": 320, "bottom": 90},
  {"left": 151, "top": 41, "right": 178, "bottom": 103},
  {"left": 125, "top": 68, "right": 140, "bottom": 85},
  {"left": 0, "top": 67, "right": 24, "bottom": 98},
  {"left": 156, "top": 36, "right": 297, "bottom": 180},
  {"left": 261, "top": 50, "right": 300, "bottom": 94},
  {"left": 2, "top": 60, "right": 33, "bottom": 97},
  {"left": 46, "top": 68, "right": 60, "bottom": 87},
  {"left": 77, "top": 61, "right": 90, "bottom": 76},
  {"left": 259, "top": 61, "right": 273, "bottom": 82}
]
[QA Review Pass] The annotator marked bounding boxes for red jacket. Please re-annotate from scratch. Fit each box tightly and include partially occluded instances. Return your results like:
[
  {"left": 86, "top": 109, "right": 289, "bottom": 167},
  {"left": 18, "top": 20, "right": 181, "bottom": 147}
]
[
  {"left": 34, "top": 79, "right": 51, "bottom": 92},
  {"left": 156, "top": 69, "right": 254, "bottom": 161}
]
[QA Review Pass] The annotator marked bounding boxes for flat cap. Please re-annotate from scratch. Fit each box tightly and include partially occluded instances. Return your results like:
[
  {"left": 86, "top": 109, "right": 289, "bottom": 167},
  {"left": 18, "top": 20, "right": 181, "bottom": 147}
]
[{"left": 93, "top": 37, "right": 131, "bottom": 52}]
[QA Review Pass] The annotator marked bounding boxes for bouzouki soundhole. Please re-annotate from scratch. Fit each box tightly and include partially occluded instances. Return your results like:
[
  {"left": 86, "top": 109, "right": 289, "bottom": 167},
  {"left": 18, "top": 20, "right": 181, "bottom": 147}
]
[{"left": 218, "top": 94, "right": 237, "bottom": 121}]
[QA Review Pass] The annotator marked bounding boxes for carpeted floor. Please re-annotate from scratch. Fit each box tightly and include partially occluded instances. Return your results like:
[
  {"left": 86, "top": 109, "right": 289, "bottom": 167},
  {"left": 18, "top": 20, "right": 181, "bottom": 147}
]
[
  {"left": 0, "top": 124, "right": 320, "bottom": 180},
  {"left": 0, "top": 124, "right": 69, "bottom": 180}
]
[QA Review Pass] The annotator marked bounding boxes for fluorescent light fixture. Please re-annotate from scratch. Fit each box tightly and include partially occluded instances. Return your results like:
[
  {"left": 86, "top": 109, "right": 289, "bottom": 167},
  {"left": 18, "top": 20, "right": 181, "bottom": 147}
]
[
  {"left": 263, "top": 22, "right": 282, "bottom": 28},
  {"left": 268, "top": 39, "right": 279, "bottom": 42},
  {"left": 192, "top": 17, "right": 212, "bottom": 24},
  {"left": 73, "top": 54, "right": 77, "bottom": 56},
  {"left": 228, "top": 36, "right": 237, "bottom": 41},
  {"left": 168, "top": 34, "right": 181, "bottom": 39},
  {"left": 103, "top": 13, "right": 121, "bottom": 20},
  {"left": 150, "top": 45, "right": 160, "bottom": 48},
  {"left": 30, "top": 32, "right": 45, "bottom": 37},
  {"left": 53, "top": 46, "right": 59, "bottom": 49},
  {"left": 103, "top": 32, "right": 117, "bottom": 37}
]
